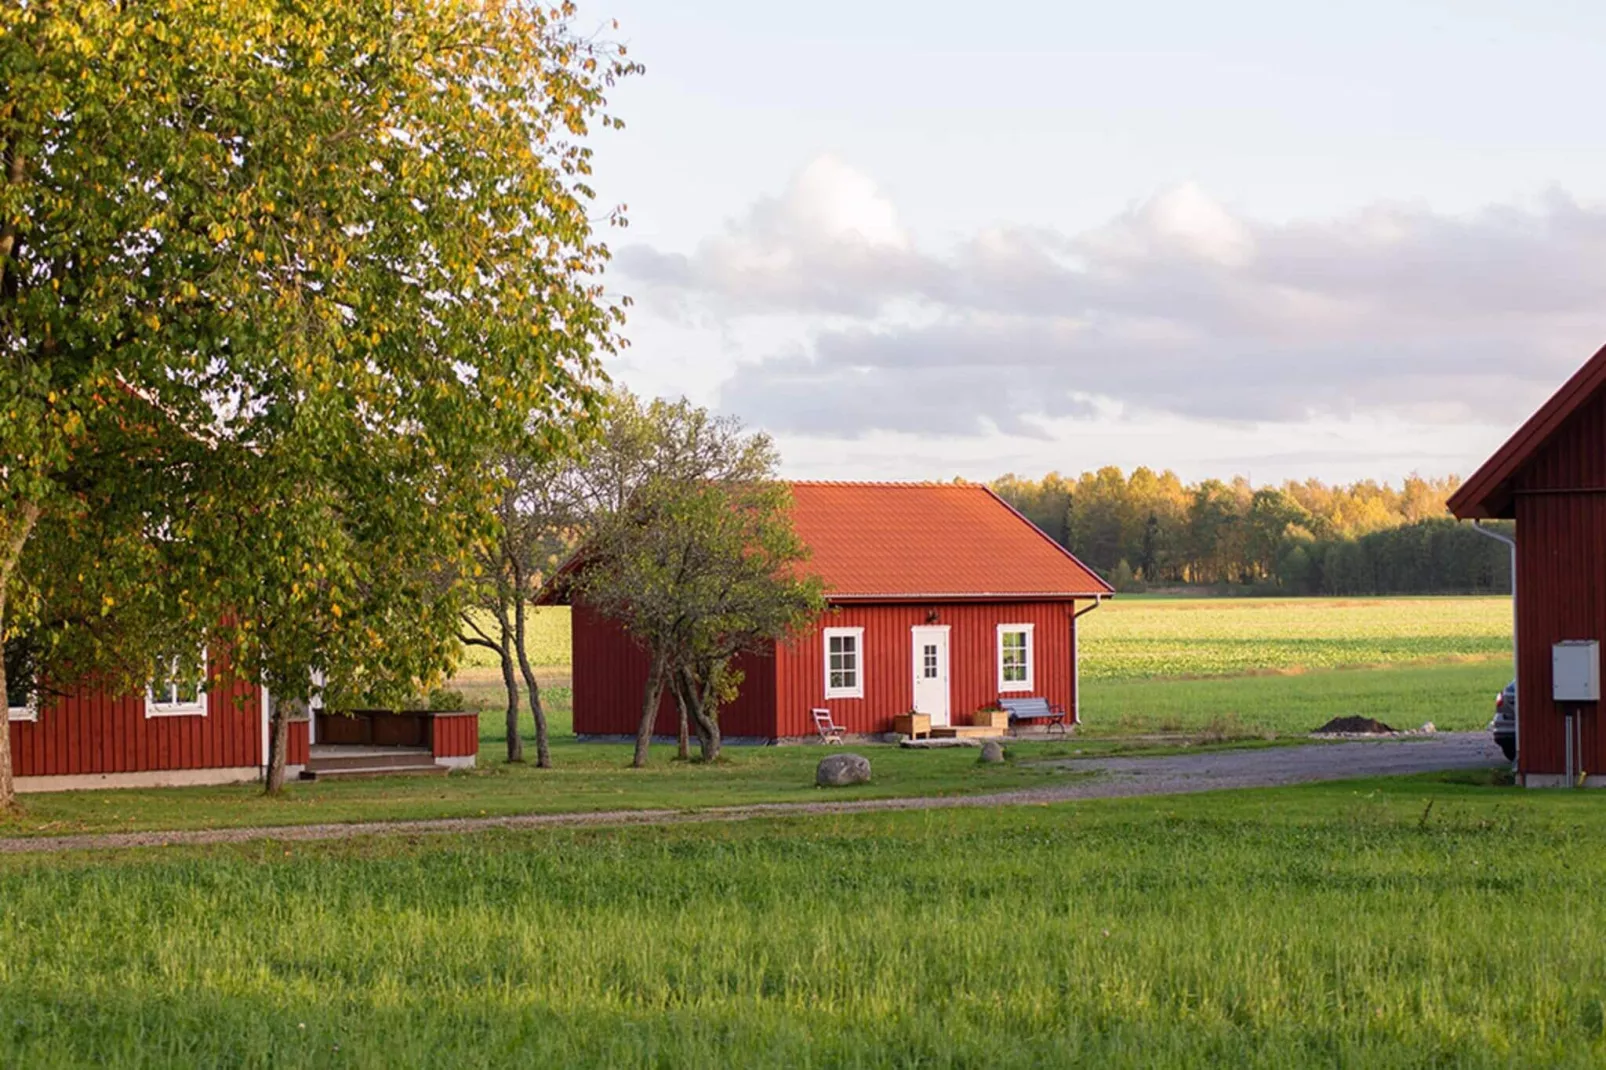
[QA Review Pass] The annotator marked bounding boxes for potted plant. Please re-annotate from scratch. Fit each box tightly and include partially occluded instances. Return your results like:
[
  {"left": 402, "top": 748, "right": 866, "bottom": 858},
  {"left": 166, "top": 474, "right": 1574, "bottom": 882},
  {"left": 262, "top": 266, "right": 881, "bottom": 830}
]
[{"left": 973, "top": 700, "right": 1008, "bottom": 730}]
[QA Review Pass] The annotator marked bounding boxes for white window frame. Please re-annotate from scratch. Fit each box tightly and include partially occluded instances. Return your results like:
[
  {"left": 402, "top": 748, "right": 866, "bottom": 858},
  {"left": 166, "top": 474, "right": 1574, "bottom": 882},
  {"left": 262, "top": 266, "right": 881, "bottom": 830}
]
[
  {"left": 997, "top": 623, "right": 1035, "bottom": 693},
  {"left": 146, "top": 650, "right": 209, "bottom": 718},
  {"left": 7, "top": 687, "right": 38, "bottom": 723},
  {"left": 823, "top": 627, "right": 865, "bottom": 700}
]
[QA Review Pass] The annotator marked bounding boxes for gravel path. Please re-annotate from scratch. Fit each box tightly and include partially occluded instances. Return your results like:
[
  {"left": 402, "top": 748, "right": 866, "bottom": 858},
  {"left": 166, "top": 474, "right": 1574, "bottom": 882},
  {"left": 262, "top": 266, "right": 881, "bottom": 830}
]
[{"left": 0, "top": 733, "right": 1504, "bottom": 856}]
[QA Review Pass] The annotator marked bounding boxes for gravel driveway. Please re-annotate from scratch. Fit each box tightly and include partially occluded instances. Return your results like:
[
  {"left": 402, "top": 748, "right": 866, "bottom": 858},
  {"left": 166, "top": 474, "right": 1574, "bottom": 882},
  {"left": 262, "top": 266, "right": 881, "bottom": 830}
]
[{"left": 0, "top": 733, "right": 1505, "bottom": 856}]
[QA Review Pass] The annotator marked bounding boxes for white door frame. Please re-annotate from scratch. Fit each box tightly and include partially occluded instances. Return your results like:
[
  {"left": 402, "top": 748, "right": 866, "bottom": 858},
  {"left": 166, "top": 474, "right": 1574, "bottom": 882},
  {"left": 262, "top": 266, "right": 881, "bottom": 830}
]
[{"left": 910, "top": 625, "right": 952, "bottom": 727}]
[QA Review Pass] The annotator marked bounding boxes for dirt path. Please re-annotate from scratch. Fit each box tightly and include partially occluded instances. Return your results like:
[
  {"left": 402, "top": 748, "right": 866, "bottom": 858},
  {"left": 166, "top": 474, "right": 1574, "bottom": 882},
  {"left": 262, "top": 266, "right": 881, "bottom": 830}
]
[{"left": 0, "top": 733, "right": 1504, "bottom": 855}]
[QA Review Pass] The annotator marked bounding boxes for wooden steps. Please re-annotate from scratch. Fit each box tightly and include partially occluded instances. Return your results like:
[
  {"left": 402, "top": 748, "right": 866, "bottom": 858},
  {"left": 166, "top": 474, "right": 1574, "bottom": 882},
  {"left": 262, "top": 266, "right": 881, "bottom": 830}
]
[
  {"left": 929, "top": 725, "right": 1008, "bottom": 740},
  {"left": 300, "top": 746, "right": 446, "bottom": 781}
]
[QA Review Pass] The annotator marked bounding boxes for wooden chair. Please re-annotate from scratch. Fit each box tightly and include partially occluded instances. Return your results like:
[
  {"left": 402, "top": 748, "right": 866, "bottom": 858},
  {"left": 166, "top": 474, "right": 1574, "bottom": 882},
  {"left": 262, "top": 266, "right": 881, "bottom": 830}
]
[{"left": 811, "top": 707, "right": 846, "bottom": 744}]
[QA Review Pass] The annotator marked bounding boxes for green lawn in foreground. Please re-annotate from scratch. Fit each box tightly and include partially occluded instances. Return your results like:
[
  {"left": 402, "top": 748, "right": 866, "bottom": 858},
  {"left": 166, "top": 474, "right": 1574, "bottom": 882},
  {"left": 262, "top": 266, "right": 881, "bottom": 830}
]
[
  {"left": 2, "top": 773, "right": 1599, "bottom": 1069},
  {"left": 0, "top": 736, "right": 1094, "bottom": 837}
]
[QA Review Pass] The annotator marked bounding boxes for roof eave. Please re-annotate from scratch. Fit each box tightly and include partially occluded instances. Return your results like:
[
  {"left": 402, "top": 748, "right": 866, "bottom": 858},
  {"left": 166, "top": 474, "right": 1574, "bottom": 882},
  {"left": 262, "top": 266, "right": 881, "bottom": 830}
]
[{"left": 1449, "top": 340, "right": 1606, "bottom": 519}]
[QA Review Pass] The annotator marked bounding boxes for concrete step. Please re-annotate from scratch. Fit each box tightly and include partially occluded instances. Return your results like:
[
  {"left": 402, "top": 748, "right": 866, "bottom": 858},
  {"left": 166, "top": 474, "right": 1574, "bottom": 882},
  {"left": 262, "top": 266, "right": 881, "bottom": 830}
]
[
  {"left": 299, "top": 762, "right": 447, "bottom": 781},
  {"left": 930, "top": 725, "right": 1008, "bottom": 740},
  {"left": 306, "top": 748, "right": 433, "bottom": 772}
]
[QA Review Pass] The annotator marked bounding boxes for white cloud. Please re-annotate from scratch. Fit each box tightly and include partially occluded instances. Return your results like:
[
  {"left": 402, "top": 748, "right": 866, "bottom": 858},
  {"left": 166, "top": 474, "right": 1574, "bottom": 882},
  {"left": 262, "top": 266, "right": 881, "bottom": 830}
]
[{"left": 615, "top": 156, "right": 1606, "bottom": 442}]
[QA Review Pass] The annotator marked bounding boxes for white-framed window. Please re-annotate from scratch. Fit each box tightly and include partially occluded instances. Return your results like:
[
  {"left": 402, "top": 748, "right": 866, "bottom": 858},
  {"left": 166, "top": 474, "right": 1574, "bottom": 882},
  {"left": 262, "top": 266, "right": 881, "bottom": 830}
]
[
  {"left": 997, "top": 624, "right": 1034, "bottom": 692},
  {"left": 6, "top": 674, "right": 37, "bottom": 723},
  {"left": 146, "top": 651, "right": 209, "bottom": 718},
  {"left": 824, "top": 627, "right": 865, "bottom": 700}
]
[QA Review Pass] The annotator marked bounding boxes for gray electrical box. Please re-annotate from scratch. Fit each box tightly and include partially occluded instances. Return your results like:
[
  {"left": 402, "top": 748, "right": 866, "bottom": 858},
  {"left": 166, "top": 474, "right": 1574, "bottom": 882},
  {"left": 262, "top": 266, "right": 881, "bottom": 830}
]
[{"left": 1553, "top": 641, "right": 1601, "bottom": 702}]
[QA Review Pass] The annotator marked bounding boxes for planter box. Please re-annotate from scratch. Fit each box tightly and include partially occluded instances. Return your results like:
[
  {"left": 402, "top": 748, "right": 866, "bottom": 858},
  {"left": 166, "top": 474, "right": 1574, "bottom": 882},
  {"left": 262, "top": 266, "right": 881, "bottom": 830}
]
[
  {"left": 894, "top": 712, "right": 932, "bottom": 740},
  {"left": 972, "top": 708, "right": 1008, "bottom": 730}
]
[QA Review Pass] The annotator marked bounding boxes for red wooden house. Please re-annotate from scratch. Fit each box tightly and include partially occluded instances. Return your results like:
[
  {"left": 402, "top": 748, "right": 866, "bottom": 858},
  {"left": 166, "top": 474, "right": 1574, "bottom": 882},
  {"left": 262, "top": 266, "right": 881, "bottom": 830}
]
[
  {"left": 6, "top": 654, "right": 478, "bottom": 793},
  {"left": 1450, "top": 341, "right": 1606, "bottom": 787},
  {"left": 555, "top": 481, "right": 1113, "bottom": 742}
]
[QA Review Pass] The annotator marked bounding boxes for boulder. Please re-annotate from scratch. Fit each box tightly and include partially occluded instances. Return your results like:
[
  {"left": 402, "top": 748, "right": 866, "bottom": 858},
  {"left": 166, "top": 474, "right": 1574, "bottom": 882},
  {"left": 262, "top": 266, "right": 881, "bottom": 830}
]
[
  {"left": 816, "top": 752, "right": 872, "bottom": 787},
  {"left": 979, "top": 740, "right": 1006, "bottom": 764}
]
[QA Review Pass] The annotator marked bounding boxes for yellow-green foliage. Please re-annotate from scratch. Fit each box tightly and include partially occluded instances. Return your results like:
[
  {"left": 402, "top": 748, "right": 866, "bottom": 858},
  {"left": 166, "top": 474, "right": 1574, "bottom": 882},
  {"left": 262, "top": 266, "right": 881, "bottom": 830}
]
[
  {"left": 2, "top": 779, "right": 1601, "bottom": 1068},
  {"left": 1080, "top": 596, "right": 1510, "bottom": 680}
]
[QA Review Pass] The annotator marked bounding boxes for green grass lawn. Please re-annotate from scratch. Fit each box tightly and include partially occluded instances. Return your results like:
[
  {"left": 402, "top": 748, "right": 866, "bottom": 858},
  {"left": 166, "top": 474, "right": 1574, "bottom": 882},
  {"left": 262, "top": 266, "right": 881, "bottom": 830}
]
[{"left": 2, "top": 774, "right": 1600, "bottom": 1069}]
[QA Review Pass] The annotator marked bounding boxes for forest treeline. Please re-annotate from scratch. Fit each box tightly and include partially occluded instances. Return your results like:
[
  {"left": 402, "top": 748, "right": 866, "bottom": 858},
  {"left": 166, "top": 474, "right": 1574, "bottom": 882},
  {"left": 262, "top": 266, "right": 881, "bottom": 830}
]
[{"left": 991, "top": 469, "right": 1512, "bottom": 596}]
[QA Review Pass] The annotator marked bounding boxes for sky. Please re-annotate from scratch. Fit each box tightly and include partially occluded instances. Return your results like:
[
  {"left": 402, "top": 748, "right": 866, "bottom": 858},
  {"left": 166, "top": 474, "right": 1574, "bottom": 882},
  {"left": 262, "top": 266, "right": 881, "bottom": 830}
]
[{"left": 576, "top": 0, "right": 1606, "bottom": 485}]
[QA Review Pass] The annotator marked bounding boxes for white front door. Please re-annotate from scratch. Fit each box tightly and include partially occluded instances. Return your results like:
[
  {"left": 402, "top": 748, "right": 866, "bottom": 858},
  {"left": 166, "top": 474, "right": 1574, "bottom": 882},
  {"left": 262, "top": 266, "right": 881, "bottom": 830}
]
[{"left": 911, "top": 626, "right": 951, "bottom": 727}]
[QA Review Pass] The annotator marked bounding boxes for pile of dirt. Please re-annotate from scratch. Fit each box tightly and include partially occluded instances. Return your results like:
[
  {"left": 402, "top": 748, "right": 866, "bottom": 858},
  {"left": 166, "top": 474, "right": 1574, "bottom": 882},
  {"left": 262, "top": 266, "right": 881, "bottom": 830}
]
[{"left": 1313, "top": 716, "right": 1397, "bottom": 736}]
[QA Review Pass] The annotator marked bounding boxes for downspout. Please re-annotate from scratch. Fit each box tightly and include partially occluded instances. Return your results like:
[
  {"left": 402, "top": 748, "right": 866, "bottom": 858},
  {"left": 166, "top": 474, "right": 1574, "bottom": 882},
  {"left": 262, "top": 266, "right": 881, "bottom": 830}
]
[
  {"left": 1473, "top": 521, "right": 1518, "bottom": 770},
  {"left": 1071, "top": 595, "right": 1105, "bottom": 726}
]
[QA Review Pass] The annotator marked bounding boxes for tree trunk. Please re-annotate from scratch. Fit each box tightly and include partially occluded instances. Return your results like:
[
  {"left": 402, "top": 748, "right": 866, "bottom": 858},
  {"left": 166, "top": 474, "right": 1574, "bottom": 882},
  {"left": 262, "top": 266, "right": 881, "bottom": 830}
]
[
  {"left": 669, "top": 669, "right": 692, "bottom": 761},
  {"left": 264, "top": 694, "right": 294, "bottom": 795},
  {"left": 633, "top": 654, "right": 665, "bottom": 768},
  {"left": 511, "top": 588, "right": 550, "bottom": 768},
  {"left": 689, "top": 669, "right": 722, "bottom": 763},
  {"left": 493, "top": 601, "right": 524, "bottom": 764},
  {"left": 0, "top": 500, "right": 42, "bottom": 811}
]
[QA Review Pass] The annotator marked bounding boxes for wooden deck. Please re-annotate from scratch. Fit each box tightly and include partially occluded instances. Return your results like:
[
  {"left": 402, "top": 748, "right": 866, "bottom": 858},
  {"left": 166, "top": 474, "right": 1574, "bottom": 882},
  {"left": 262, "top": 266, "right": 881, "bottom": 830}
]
[{"left": 929, "top": 725, "right": 1008, "bottom": 740}]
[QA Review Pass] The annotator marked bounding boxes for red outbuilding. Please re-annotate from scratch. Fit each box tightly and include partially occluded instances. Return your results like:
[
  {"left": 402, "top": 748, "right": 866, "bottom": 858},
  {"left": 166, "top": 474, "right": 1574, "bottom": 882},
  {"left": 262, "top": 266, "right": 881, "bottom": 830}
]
[
  {"left": 1449, "top": 342, "right": 1606, "bottom": 787},
  {"left": 7, "top": 652, "right": 479, "bottom": 793},
  {"left": 556, "top": 481, "right": 1114, "bottom": 742}
]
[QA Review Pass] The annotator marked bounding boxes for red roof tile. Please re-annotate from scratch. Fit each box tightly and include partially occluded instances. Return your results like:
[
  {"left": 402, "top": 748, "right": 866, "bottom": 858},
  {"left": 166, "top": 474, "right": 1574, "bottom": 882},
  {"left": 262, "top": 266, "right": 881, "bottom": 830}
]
[{"left": 787, "top": 482, "right": 1112, "bottom": 600}]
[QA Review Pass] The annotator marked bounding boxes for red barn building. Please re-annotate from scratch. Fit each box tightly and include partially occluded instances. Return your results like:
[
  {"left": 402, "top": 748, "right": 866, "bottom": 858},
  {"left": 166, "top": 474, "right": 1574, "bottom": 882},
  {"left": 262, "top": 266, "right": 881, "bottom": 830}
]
[
  {"left": 1449, "top": 342, "right": 1606, "bottom": 787},
  {"left": 557, "top": 482, "right": 1113, "bottom": 742}
]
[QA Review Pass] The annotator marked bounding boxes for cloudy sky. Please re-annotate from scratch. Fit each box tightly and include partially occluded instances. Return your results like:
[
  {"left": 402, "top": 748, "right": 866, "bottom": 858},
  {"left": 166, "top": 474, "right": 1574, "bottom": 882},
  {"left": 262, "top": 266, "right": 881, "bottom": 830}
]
[{"left": 580, "top": 0, "right": 1606, "bottom": 484}]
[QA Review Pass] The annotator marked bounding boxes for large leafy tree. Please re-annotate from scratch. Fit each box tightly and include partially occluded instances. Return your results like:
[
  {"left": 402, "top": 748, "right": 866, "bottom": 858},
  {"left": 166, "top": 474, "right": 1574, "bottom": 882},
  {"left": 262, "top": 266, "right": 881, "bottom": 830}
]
[{"left": 0, "top": 0, "right": 636, "bottom": 805}]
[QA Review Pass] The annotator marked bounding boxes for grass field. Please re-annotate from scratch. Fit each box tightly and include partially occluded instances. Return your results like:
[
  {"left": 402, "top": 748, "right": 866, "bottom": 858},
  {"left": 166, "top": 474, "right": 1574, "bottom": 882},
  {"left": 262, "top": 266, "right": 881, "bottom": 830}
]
[{"left": 4, "top": 774, "right": 1602, "bottom": 1068}]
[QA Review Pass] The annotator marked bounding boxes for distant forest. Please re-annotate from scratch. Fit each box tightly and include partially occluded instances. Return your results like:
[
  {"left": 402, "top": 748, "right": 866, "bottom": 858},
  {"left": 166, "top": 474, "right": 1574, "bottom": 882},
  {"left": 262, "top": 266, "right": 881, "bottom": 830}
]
[{"left": 991, "top": 469, "right": 1513, "bottom": 596}]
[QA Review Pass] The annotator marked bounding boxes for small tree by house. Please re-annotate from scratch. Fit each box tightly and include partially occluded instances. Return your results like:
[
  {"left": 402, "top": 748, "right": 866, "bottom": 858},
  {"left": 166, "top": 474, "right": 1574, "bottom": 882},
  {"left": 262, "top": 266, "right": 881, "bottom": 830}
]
[{"left": 574, "top": 394, "right": 822, "bottom": 767}]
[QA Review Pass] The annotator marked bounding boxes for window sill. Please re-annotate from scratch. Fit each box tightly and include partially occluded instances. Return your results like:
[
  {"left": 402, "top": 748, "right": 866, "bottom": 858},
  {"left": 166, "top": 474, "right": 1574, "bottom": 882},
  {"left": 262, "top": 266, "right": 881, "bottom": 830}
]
[
  {"left": 824, "top": 690, "right": 864, "bottom": 701},
  {"left": 146, "top": 705, "right": 208, "bottom": 719},
  {"left": 998, "top": 681, "right": 1034, "bottom": 694},
  {"left": 7, "top": 706, "right": 37, "bottom": 723}
]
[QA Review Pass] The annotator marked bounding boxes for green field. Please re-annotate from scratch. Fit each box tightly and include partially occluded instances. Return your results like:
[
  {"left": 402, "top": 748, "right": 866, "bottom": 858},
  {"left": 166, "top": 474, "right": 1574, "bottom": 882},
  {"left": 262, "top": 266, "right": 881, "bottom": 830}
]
[
  {"left": 1079, "top": 595, "right": 1511, "bottom": 679},
  {"left": 4, "top": 775, "right": 1602, "bottom": 1069}
]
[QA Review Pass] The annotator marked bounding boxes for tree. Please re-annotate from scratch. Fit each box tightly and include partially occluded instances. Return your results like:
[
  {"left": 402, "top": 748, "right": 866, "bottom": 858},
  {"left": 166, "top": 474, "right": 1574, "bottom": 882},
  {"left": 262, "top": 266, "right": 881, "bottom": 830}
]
[
  {"left": 460, "top": 451, "right": 581, "bottom": 767},
  {"left": 574, "top": 395, "right": 823, "bottom": 767},
  {"left": 0, "top": 0, "right": 637, "bottom": 805}
]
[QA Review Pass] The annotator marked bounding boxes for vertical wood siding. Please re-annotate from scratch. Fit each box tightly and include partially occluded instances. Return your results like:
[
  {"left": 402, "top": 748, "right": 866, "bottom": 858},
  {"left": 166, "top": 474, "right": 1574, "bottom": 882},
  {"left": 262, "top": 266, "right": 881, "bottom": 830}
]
[
  {"left": 8, "top": 651, "right": 263, "bottom": 777},
  {"left": 569, "top": 599, "right": 778, "bottom": 738},
  {"left": 1514, "top": 494, "right": 1606, "bottom": 779},
  {"left": 431, "top": 712, "right": 480, "bottom": 758},
  {"left": 288, "top": 719, "right": 309, "bottom": 766},
  {"left": 773, "top": 601, "right": 1077, "bottom": 738}
]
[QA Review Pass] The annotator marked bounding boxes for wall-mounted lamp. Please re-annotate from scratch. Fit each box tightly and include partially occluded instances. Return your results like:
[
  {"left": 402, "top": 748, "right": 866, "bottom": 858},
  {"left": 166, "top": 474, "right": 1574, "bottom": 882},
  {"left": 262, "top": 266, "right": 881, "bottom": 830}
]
[{"left": 925, "top": 609, "right": 940, "bottom": 624}]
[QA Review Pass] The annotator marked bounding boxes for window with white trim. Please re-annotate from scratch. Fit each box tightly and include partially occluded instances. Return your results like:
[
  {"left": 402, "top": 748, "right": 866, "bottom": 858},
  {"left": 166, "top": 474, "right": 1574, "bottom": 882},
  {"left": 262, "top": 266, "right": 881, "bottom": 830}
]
[
  {"left": 997, "top": 624, "right": 1034, "bottom": 692},
  {"left": 824, "top": 627, "right": 864, "bottom": 699},
  {"left": 6, "top": 671, "right": 37, "bottom": 722},
  {"left": 5, "top": 639, "right": 38, "bottom": 722},
  {"left": 146, "top": 651, "right": 208, "bottom": 718}
]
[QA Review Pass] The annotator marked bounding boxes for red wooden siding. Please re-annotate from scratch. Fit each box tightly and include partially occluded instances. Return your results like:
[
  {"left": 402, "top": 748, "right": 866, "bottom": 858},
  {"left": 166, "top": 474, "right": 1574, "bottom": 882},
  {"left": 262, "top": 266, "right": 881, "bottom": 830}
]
[
  {"left": 288, "top": 718, "right": 309, "bottom": 766},
  {"left": 431, "top": 712, "right": 480, "bottom": 758},
  {"left": 9, "top": 653, "right": 263, "bottom": 777},
  {"left": 570, "top": 600, "right": 778, "bottom": 738},
  {"left": 774, "top": 601, "right": 1077, "bottom": 738},
  {"left": 1513, "top": 493, "right": 1606, "bottom": 779},
  {"left": 1516, "top": 388, "right": 1606, "bottom": 491}
]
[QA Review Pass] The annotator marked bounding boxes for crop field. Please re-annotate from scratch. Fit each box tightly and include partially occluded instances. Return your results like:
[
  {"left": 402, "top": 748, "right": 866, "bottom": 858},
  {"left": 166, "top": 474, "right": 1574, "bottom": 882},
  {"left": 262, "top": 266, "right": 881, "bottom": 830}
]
[
  {"left": 1078, "top": 595, "right": 1511, "bottom": 680},
  {"left": 3, "top": 774, "right": 1602, "bottom": 1069},
  {"left": 456, "top": 608, "right": 571, "bottom": 670}
]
